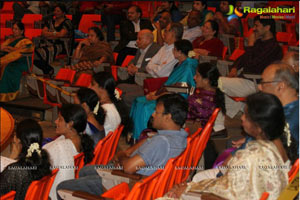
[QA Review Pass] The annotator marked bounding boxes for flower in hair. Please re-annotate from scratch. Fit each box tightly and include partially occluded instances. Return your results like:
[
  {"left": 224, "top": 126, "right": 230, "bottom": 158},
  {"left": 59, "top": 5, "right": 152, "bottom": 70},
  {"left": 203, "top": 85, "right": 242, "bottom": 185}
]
[
  {"left": 284, "top": 123, "right": 291, "bottom": 147},
  {"left": 114, "top": 89, "right": 121, "bottom": 100},
  {"left": 26, "top": 143, "right": 41, "bottom": 158},
  {"left": 188, "top": 50, "right": 196, "bottom": 58},
  {"left": 93, "top": 101, "right": 100, "bottom": 115}
]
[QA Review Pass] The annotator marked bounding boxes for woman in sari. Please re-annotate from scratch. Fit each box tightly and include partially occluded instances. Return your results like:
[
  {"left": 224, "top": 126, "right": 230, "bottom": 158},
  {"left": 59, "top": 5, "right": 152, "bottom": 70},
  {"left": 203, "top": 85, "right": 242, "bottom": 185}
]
[
  {"left": 0, "top": 21, "right": 34, "bottom": 102},
  {"left": 163, "top": 92, "right": 297, "bottom": 200},
  {"left": 130, "top": 39, "right": 198, "bottom": 140},
  {"left": 65, "top": 27, "right": 114, "bottom": 74},
  {"left": 34, "top": 3, "right": 73, "bottom": 76}
]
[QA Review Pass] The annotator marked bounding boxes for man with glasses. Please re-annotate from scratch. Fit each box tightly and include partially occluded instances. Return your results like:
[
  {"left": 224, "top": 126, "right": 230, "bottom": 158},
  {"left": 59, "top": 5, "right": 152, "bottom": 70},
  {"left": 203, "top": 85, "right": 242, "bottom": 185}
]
[
  {"left": 56, "top": 94, "right": 188, "bottom": 198},
  {"left": 213, "top": 15, "right": 282, "bottom": 134}
]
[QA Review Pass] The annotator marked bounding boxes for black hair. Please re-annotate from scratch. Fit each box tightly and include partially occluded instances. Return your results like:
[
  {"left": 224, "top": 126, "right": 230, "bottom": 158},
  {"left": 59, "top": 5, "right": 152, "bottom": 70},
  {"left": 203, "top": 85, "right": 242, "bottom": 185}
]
[
  {"left": 92, "top": 72, "right": 132, "bottom": 135},
  {"left": 197, "top": 62, "right": 226, "bottom": 114},
  {"left": 170, "top": 22, "right": 184, "bottom": 41},
  {"left": 76, "top": 88, "right": 106, "bottom": 125},
  {"left": 60, "top": 104, "right": 94, "bottom": 164},
  {"left": 129, "top": 5, "right": 142, "bottom": 18},
  {"left": 88, "top": 27, "right": 104, "bottom": 41},
  {"left": 168, "top": 1, "right": 180, "bottom": 12},
  {"left": 16, "top": 119, "right": 51, "bottom": 179},
  {"left": 206, "top": 20, "right": 219, "bottom": 37},
  {"left": 13, "top": 21, "right": 25, "bottom": 36},
  {"left": 157, "top": 93, "right": 188, "bottom": 127},
  {"left": 198, "top": 0, "right": 208, "bottom": 9},
  {"left": 174, "top": 39, "right": 193, "bottom": 56},
  {"left": 54, "top": 3, "right": 67, "bottom": 14},
  {"left": 246, "top": 92, "right": 297, "bottom": 163},
  {"left": 254, "top": 15, "right": 276, "bottom": 36}
]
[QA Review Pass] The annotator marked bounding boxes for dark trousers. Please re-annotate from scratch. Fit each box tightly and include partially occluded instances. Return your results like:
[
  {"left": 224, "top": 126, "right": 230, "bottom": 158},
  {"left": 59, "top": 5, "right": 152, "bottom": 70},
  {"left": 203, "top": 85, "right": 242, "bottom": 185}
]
[
  {"left": 102, "top": 14, "right": 123, "bottom": 41},
  {"left": 13, "top": 3, "right": 33, "bottom": 21},
  {"left": 115, "top": 47, "right": 137, "bottom": 66}
]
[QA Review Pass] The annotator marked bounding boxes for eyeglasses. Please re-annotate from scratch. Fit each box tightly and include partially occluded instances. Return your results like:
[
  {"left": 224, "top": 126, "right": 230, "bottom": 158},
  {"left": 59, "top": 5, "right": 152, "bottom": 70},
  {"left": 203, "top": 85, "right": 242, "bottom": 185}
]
[{"left": 259, "top": 81, "right": 281, "bottom": 85}]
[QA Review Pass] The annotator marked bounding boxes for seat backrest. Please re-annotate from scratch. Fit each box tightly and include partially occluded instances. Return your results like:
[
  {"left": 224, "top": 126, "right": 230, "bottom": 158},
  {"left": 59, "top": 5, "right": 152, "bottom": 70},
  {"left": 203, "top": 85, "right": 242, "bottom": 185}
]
[
  {"left": 24, "top": 29, "right": 42, "bottom": 40},
  {"left": 73, "top": 73, "right": 92, "bottom": 87},
  {"left": 276, "top": 32, "right": 293, "bottom": 43},
  {"left": 143, "top": 77, "right": 168, "bottom": 95},
  {"left": 21, "top": 14, "right": 42, "bottom": 29},
  {"left": 74, "top": 152, "right": 85, "bottom": 179},
  {"left": 121, "top": 55, "right": 135, "bottom": 67},
  {"left": 0, "top": 191, "right": 16, "bottom": 200},
  {"left": 113, "top": 52, "right": 119, "bottom": 63},
  {"left": 207, "top": 7, "right": 216, "bottom": 13},
  {"left": 127, "top": 170, "right": 163, "bottom": 200},
  {"left": 0, "top": 28, "right": 13, "bottom": 41},
  {"left": 222, "top": 46, "right": 228, "bottom": 60},
  {"left": 229, "top": 48, "right": 245, "bottom": 61},
  {"left": 0, "top": 13, "right": 13, "bottom": 26},
  {"left": 91, "top": 131, "right": 114, "bottom": 165},
  {"left": 101, "top": 182, "right": 130, "bottom": 200},
  {"left": 78, "top": 14, "right": 101, "bottom": 34},
  {"left": 288, "top": 158, "right": 299, "bottom": 183},
  {"left": 1, "top": 2, "right": 14, "bottom": 14},
  {"left": 24, "top": 169, "right": 59, "bottom": 200},
  {"left": 55, "top": 68, "right": 76, "bottom": 85},
  {"left": 191, "top": 108, "right": 220, "bottom": 168},
  {"left": 108, "top": 125, "right": 124, "bottom": 162}
]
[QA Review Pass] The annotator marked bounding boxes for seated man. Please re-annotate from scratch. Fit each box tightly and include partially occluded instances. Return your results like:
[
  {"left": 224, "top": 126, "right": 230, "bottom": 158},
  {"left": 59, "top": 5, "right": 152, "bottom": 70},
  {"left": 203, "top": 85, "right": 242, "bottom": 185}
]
[
  {"left": 153, "top": 11, "right": 172, "bottom": 46},
  {"left": 117, "top": 29, "right": 161, "bottom": 109},
  {"left": 182, "top": 10, "right": 202, "bottom": 43},
  {"left": 56, "top": 93, "right": 188, "bottom": 199},
  {"left": 114, "top": 5, "right": 153, "bottom": 66},
  {"left": 215, "top": 15, "right": 282, "bottom": 133},
  {"left": 146, "top": 22, "right": 183, "bottom": 78}
]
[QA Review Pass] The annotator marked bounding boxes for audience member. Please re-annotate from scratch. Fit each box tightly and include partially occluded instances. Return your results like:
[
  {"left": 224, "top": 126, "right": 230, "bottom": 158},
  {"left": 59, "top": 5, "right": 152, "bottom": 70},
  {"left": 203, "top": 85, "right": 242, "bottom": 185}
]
[
  {"left": 0, "top": 119, "right": 51, "bottom": 200},
  {"left": 146, "top": 22, "right": 183, "bottom": 78},
  {"left": 182, "top": 10, "right": 202, "bottom": 43},
  {"left": 56, "top": 93, "right": 188, "bottom": 198},
  {"left": 0, "top": 21, "right": 34, "bottom": 102},
  {"left": 90, "top": 72, "right": 130, "bottom": 135},
  {"left": 153, "top": 11, "right": 172, "bottom": 46},
  {"left": 34, "top": 3, "right": 73, "bottom": 76},
  {"left": 192, "top": 20, "right": 224, "bottom": 58},
  {"left": 117, "top": 29, "right": 161, "bottom": 109},
  {"left": 13, "top": 1, "right": 49, "bottom": 21},
  {"left": 131, "top": 39, "right": 198, "bottom": 140},
  {"left": 43, "top": 104, "right": 94, "bottom": 200},
  {"left": 181, "top": 0, "right": 214, "bottom": 27},
  {"left": 100, "top": 2, "right": 132, "bottom": 42},
  {"left": 74, "top": 88, "right": 106, "bottom": 145},
  {"left": 214, "top": 1, "right": 242, "bottom": 36},
  {"left": 216, "top": 16, "right": 282, "bottom": 133},
  {"left": 152, "top": 1, "right": 183, "bottom": 23},
  {"left": 186, "top": 63, "right": 225, "bottom": 133},
  {"left": 282, "top": 51, "right": 299, "bottom": 72},
  {"left": 114, "top": 5, "right": 153, "bottom": 66},
  {"left": 165, "top": 92, "right": 296, "bottom": 200},
  {"left": 65, "top": 27, "right": 113, "bottom": 74}
]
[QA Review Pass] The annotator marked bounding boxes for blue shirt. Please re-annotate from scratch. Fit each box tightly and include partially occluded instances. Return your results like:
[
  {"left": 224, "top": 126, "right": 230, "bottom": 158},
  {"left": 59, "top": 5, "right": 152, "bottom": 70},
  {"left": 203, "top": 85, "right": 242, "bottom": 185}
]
[
  {"left": 284, "top": 100, "right": 299, "bottom": 153},
  {"left": 131, "top": 129, "right": 188, "bottom": 176}
]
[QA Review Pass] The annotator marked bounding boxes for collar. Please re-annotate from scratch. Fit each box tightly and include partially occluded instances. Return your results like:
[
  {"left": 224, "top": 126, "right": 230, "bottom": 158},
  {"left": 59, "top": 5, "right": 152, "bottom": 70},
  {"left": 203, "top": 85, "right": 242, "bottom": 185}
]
[
  {"left": 164, "top": 43, "right": 174, "bottom": 50},
  {"left": 132, "top": 19, "right": 140, "bottom": 25},
  {"left": 157, "top": 128, "right": 188, "bottom": 137},
  {"left": 140, "top": 43, "right": 152, "bottom": 54}
]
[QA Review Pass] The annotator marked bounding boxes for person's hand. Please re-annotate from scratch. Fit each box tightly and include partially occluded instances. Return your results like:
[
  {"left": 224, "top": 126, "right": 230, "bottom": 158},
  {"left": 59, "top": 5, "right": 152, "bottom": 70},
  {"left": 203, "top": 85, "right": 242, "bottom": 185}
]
[
  {"left": 232, "top": 137, "right": 246, "bottom": 148},
  {"left": 93, "top": 60, "right": 102, "bottom": 67},
  {"left": 80, "top": 39, "right": 91, "bottom": 46},
  {"left": 214, "top": 12, "right": 224, "bottom": 21},
  {"left": 166, "top": 183, "right": 188, "bottom": 198},
  {"left": 228, "top": 68, "right": 237, "bottom": 77},
  {"left": 153, "top": 21, "right": 161, "bottom": 30},
  {"left": 194, "top": 48, "right": 210, "bottom": 56},
  {"left": 127, "top": 64, "right": 138, "bottom": 75},
  {"left": 248, "top": 32, "right": 258, "bottom": 46},
  {"left": 155, "top": 6, "right": 164, "bottom": 14},
  {"left": 146, "top": 91, "right": 157, "bottom": 101}
]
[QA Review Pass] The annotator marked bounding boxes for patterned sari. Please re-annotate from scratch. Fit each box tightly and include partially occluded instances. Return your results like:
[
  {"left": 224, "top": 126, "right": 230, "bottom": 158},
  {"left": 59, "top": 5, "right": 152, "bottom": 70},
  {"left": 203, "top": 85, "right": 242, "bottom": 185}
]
[
  {"left": 130, "top": 58, "right": 198, "bottom": 139},
  {"left": 0, "top": 37, "right": 34, "bottom": 102}
]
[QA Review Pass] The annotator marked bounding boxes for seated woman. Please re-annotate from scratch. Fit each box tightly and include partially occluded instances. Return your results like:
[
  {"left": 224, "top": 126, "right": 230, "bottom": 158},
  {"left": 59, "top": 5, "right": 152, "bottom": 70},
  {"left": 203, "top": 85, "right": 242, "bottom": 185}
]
[
  {"left": 65, "top": 27, "right": 114, "bottom": 73},
  {"left": 130, "top": 39, "right": 198, "bottom": 140},
  {"left": 192, "top": 20, "right": 224, "bottom": 58},
  {"left": 43, "top": 104, "right": 94, "bottom": 200},
  {"left": 186, "top": 62, "right": 226, "bottom": 134},
  {"left": 34, "top": 3, "right": 73, "bottom": 75},
  {"left": 164, "top": 92, "right": 297, "bottom": 200},
  {"left": 0, "top": 21, "right": 34, "bottom": 102},
  {"left": 74, "top": 87, "right": 106, "bottom": 144},
  {"left": 90, "top": 72, "right": 130, "bottom": 135},
  {"left": 0, "top": 119, "right": 51, "bottom": 199}
]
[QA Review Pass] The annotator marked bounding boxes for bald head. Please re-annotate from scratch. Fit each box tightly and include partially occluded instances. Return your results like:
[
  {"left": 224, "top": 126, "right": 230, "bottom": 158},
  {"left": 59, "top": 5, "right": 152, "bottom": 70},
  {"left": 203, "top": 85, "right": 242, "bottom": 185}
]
[
  {"left": 259, "top": 63, "right": 299, "bottom": 104},
  {"left": 136, "top": 29, "right": 154, "bottom": 49}
]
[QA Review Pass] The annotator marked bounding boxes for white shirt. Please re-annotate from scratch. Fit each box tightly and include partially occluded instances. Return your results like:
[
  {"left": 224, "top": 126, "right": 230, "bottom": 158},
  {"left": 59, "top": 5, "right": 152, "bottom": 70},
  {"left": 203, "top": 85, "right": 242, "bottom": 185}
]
[
  {"left": 43, "top": 135, "right": 79, "bottom": 200},
  {"left": 102, "top": 103, "right": 121, "bottom": 135},
  {"left": 136, "top": 43, "right": 152, "bottom": 68},
  {"left": 183, "top": 26, "right": 202, "bottom": 43},
  {"left": 126, "top": 19, "right": 140, "bottom": 49},
  {"left": 27, "top": 1, "right": 41, "bottom": 13},
  {"left": 0, "top": 156, "right": 15, "bottom": 172},
  {"left": 146, "top": 44, "right": 178, "bottom": 78}
]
